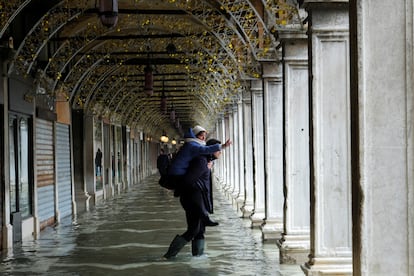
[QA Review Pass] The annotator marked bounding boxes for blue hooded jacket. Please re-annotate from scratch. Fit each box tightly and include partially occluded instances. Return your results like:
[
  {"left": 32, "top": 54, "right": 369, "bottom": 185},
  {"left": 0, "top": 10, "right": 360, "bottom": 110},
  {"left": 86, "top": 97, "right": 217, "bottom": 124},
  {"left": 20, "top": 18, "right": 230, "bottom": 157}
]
[{"left": 168, "top": 128, "right": 222, "bottom": 175}]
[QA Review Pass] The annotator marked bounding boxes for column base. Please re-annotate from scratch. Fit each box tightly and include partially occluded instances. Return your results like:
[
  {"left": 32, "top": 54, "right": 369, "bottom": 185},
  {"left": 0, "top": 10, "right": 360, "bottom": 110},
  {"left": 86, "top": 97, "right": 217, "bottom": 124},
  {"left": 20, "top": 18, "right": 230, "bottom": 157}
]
[
  {"left": 116, "top": 183, "right": 122, "bottom": 194},
  {"left": 108, "top": 184, "right": 115, "bottom": 197},
  {"left": 2, "top": 223, "right": 13, "bottom": 251},
  {"left": 235, "top": 196, "right": 245, "bottom": 216},
  {"left": 241, "top": 202, "right": 254, "bottom": 218},
  {"left": 301, "top": 257, "right": 352, "bottom": 276},
  {"left": 261, "top": 219, "right": 283, "bottom": 242},
  {"left": 85, "top": 192, "right": 92, "bottom": 211},
  {"left": 222, "top": 182, "right": 232, "bottom": 193},
  {"left": 222, "top": 189, "right": 232, "bottom": 201},
  {"left": 230, "top": 191, "right": 240, "bottom": 207},
  {"left": 276, "top": 234, "right": 310, "bottom": 264},
  {"left": 75, "top": 191, "right": 90, "bottom": 213},
  {"left": 250, "top": 211, "right": 265, "bottom": 228}
]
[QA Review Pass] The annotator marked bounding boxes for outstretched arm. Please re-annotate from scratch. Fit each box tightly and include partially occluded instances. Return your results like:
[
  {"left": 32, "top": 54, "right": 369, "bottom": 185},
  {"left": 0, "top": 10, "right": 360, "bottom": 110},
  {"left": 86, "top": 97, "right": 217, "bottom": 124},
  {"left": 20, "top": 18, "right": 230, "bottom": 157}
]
[{"left": 222, "top": 139, "right": 232, "bottom": 148}]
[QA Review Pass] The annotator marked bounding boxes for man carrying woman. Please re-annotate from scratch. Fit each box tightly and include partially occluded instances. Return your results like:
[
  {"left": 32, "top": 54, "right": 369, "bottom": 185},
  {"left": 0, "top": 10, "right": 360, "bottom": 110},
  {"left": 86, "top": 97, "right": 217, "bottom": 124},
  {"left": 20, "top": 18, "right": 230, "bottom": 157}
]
[{"left": 163, "top": 138, "right": 223, "bottom": 259}]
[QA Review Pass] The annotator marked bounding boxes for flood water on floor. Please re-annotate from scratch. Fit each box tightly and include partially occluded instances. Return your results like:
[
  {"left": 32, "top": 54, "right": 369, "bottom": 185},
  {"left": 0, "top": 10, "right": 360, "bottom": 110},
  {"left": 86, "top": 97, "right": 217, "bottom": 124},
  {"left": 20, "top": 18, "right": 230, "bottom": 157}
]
[{"left": 0, "top": 175, "right": 303, "bottom": 276}]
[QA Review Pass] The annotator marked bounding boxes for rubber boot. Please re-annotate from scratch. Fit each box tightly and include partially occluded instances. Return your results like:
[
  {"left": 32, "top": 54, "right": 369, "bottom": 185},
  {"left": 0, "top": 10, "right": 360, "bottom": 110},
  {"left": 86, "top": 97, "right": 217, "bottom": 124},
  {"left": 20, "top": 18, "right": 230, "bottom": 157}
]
[
  {"left": 163, "top": 235, "right": 188, "bottom": 259},
  {"left": 191, "top": 239, "right": 205, "bottom": 256}
]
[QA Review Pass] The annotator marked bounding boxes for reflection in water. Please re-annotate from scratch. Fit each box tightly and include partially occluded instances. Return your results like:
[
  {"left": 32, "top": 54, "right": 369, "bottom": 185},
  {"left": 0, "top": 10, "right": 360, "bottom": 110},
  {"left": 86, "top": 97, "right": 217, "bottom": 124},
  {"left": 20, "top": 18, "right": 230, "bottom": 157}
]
[{"left": 0, "top": 175, "right": 303, "bottom": 276}]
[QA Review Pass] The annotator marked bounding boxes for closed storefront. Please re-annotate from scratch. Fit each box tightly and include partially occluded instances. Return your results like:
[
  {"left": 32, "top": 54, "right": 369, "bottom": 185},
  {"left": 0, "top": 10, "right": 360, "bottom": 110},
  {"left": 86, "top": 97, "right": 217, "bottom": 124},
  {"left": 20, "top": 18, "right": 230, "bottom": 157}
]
[
  {"left": 36, "top": 119, "right": 55, "bottom": 229},
  {"left": 55, "top": 123, "right": 72, "bottom": 220}
]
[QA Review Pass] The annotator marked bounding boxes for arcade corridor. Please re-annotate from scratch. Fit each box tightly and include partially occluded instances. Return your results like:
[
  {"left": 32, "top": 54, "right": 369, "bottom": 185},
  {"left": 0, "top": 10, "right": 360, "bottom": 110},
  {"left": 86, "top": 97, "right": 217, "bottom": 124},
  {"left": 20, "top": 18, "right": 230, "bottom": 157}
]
[
  {"left": 1, "top": 1, "right": 414, "bottom": 276},
  {"left": 0, "top": 175, "right": 302, "bottom": 276}
]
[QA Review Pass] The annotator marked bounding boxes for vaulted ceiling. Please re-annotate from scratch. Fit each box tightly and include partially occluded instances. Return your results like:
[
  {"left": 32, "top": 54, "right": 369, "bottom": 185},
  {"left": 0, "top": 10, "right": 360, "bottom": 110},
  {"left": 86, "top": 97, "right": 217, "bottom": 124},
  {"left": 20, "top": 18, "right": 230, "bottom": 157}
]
[{"left": 1, "top": 0, "right": 304, "bottom": 138}]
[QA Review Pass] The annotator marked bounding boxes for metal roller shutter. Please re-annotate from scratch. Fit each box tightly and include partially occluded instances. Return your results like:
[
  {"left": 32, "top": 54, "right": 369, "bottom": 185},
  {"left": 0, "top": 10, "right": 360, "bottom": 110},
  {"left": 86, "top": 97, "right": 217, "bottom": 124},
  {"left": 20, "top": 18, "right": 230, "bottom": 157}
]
[
  {"left": 36, "top": 119, "right": 55, "bottom": 227},
  {"left": 56, "top": 123, "right": 72, "bottom": 219}
]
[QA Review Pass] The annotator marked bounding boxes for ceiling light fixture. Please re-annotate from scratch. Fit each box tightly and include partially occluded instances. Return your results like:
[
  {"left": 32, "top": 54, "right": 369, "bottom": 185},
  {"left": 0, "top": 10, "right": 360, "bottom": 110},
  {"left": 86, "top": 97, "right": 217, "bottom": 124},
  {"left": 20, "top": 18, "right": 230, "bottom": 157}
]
[
  {"left": 143, "top": 64, "right": 153, "bottom": 96},
  {"left": 98, "top": 0, "right": 118, "bottom": 28},
  {"left": 160, "top": 78, "right": 167, "bottom": 114}
]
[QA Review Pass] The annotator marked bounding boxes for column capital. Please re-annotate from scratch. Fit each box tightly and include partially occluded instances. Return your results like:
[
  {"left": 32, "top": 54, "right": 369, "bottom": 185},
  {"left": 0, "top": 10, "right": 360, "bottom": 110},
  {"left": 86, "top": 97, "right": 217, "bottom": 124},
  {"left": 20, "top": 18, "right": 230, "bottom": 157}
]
[
  {"left": 302, "top": 0, "right": 348, "bottom": 9},
  {"left": 250, "top": 79, "right": 263, "bottom": 95},
  {"left": 225, "top": 104, "right": 237, "bottom": 115},
  {"left": 262, "top": 62, "right": 282, "bottom": 81},
  {"left": 277, "top": 29, "right": 307, "bottom": 42},
  {"left": 242, "top": 90, "right": 251, "bottom": 103},
  {"left": 232, "top": 104, "right": 238, "bottom": 112}
]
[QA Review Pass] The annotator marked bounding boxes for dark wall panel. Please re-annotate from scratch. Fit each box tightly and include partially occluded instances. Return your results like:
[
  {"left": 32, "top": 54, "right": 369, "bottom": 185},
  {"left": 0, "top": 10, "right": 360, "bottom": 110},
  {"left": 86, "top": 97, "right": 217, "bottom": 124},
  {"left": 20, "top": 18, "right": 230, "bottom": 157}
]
[
  {"left": 8, "top": 75, "right": 34, "bottom": 115},
  {"left": 0, "top": 65, "right": 4, "bottom": 104}
]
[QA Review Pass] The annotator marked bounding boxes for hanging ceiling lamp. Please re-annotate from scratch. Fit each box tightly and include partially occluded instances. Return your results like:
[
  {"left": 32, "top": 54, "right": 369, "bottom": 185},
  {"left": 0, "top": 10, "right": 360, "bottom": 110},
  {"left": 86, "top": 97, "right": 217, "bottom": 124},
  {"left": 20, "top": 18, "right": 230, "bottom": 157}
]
[
  {"left": 99, "top": 0, "right": 118, "bottom": 28},
  {"left": 170, "top": 103, "right": 176, "bottom": 122},
  {"left": 175, "top": 118, "right": 180, "bottom": 129},
  {"left": 160, "top": 131, "right": 169, "bottom": 143},
  {"left": 160, "top": 79, "right": 167, "bottom": 114},
  {"left": 166, "top": 35, "right": 177, "bottom": 55},
  {"left": 144, "top": 64, "right": 153, "bottom": 96}
]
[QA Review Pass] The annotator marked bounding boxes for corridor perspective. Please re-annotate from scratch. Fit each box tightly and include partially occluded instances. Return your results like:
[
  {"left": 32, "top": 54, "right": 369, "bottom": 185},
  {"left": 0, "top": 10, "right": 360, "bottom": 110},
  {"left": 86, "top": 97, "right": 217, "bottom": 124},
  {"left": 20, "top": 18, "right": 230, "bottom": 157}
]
[
  {"left": 1, "top": 1, "right": 414, "bottom": 276},
  {"left": 0, "top": 175, "right": 303, "bottom": 275}
]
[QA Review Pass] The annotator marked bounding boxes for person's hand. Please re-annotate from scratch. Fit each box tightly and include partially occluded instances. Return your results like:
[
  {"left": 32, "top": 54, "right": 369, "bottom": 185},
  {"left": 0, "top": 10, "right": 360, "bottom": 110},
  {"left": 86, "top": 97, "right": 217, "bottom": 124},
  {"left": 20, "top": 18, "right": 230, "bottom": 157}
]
[
  {"left": 207, "top": 161, "right": 213, "bottom": 169},
  {"left": 222, "top": 139, "right": 232, "bottom": 148}
]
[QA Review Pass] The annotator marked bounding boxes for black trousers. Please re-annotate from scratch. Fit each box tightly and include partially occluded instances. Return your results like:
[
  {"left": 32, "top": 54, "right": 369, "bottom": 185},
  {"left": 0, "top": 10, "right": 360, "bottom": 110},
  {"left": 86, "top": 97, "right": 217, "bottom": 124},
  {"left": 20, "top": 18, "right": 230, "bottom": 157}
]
[{"left": 180, "top": 195, "right": 206, "bottom": 242}]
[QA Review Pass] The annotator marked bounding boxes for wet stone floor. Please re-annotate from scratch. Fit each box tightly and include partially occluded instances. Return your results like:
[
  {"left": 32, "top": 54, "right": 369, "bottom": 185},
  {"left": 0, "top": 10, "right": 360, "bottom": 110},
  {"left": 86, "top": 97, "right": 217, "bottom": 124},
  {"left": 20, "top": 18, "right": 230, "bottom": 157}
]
[{"left": 1, "top": 175, "right": 303, "bottom": 276}]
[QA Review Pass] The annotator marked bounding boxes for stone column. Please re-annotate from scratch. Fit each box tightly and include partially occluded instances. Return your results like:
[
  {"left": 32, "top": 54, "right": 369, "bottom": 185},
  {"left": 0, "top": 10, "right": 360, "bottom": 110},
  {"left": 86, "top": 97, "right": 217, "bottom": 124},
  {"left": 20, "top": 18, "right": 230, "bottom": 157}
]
[
  {"left": 351, "top": 1, "right": 414, "bottom": 275},
  {"left": 216, "top": 117, "right": 225, "bottom": 188},
  {"left": 224, "top": 115, "right": 232, "bottom": 192},
  {"left": 276, "top": 31, "right": 310, "bottom": 264},
  {"left": 235, "top": 100, "right": 245, "bottom": 213},
  {"left": 83, "top": 115, "right": 95, "bottom": 200},
  {"left": 108, "top": 124, "right": 115, "bottom": 196},
  {"left": 213, "top": 121, "right": 222, "bottom": 182},
  {"left": 241, "top": 90, "right": 254, "bottom": 218},
  {"left": 221, "top": 112, "right": 232, "bottom": 194},
  {"left": 302, "top": 1, "right": 352, "bottom": 274},
  {"left": 2, "top": 59, "right": 13, "bottom": 249},
  {"left": 221, "top": 117, "right": 228, "bottom": 186},
  {"left": 250, "top": 79, "right": 265, "bottom": 227},
  {"left": 228, "top": 109, "right": 236, "bottom": 197},
  {"left": 230, "top": 105, "right": 241, "bottom": 205},
  {"left": 261, "top": 61, "right": 284, "bottom": 241}
]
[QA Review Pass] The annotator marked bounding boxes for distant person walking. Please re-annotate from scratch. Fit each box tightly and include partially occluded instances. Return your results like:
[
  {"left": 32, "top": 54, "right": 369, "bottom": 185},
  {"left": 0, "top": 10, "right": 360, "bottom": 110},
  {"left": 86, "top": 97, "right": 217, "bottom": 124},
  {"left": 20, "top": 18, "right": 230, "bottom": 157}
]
[
  {"left": 157, "top": 149, "right": 170, "bottom": 176},
  {"left": 95, "top": 148, "right": 102, "bottom": 176}
]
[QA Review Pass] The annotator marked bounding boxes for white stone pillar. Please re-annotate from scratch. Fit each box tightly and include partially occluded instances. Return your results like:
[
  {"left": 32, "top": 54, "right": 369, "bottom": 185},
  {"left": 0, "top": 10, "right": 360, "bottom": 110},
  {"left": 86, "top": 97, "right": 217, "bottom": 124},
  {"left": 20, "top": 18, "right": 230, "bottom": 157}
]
[
  {"left": 261, "top": 61, "right": 284, "bottom": 241},
  {"left": 302, "top": 1, "right": 352, "bottom": 274},
  {"left": 224, "top": 115, "right": 232, "bottom": 191},
  {"left": 353, "top": 1, "right": 414, "bottom": 275},
  {"left": 228, "top": 110, "right": 235, "bottom": 196},
  {"left": 2, "top": 60, "right": 13, "bottom": 250},
  {"left": 250, "top": 79, "right": 265, "bottom": 227},
  {"left": 231, "top": 106, "right": 240, "bottom": 204},
  {"left": 241, "top": 90, "right": 254, "bottom": 218},
  {"left": 217, "top": 117, "right": 226, "bottom": 183},
  {"left": 222, "top": 116, "right": 228, "bottom": 186},
  {"left": 235, "top": 100, "right": 245, "bottom": 213},
  {"left": 276, "top": 31, "right": 310, "bottom": 264},
  {"left": 214, "top": 121, "right": 222, "bottom": 182},
  {"left": 83, "top": 115, "right": 95, "bottom": 198},
  {"left": 108, "top": 125, "right": 115, "bottom": 196}
]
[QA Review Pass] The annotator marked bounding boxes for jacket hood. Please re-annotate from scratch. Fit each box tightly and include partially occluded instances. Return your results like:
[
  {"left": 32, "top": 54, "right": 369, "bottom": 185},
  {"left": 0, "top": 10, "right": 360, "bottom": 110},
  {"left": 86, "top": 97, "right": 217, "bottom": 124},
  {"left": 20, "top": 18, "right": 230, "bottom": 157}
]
[{"left": 183, "top": 127, "right": 196, "bottom": 138}]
